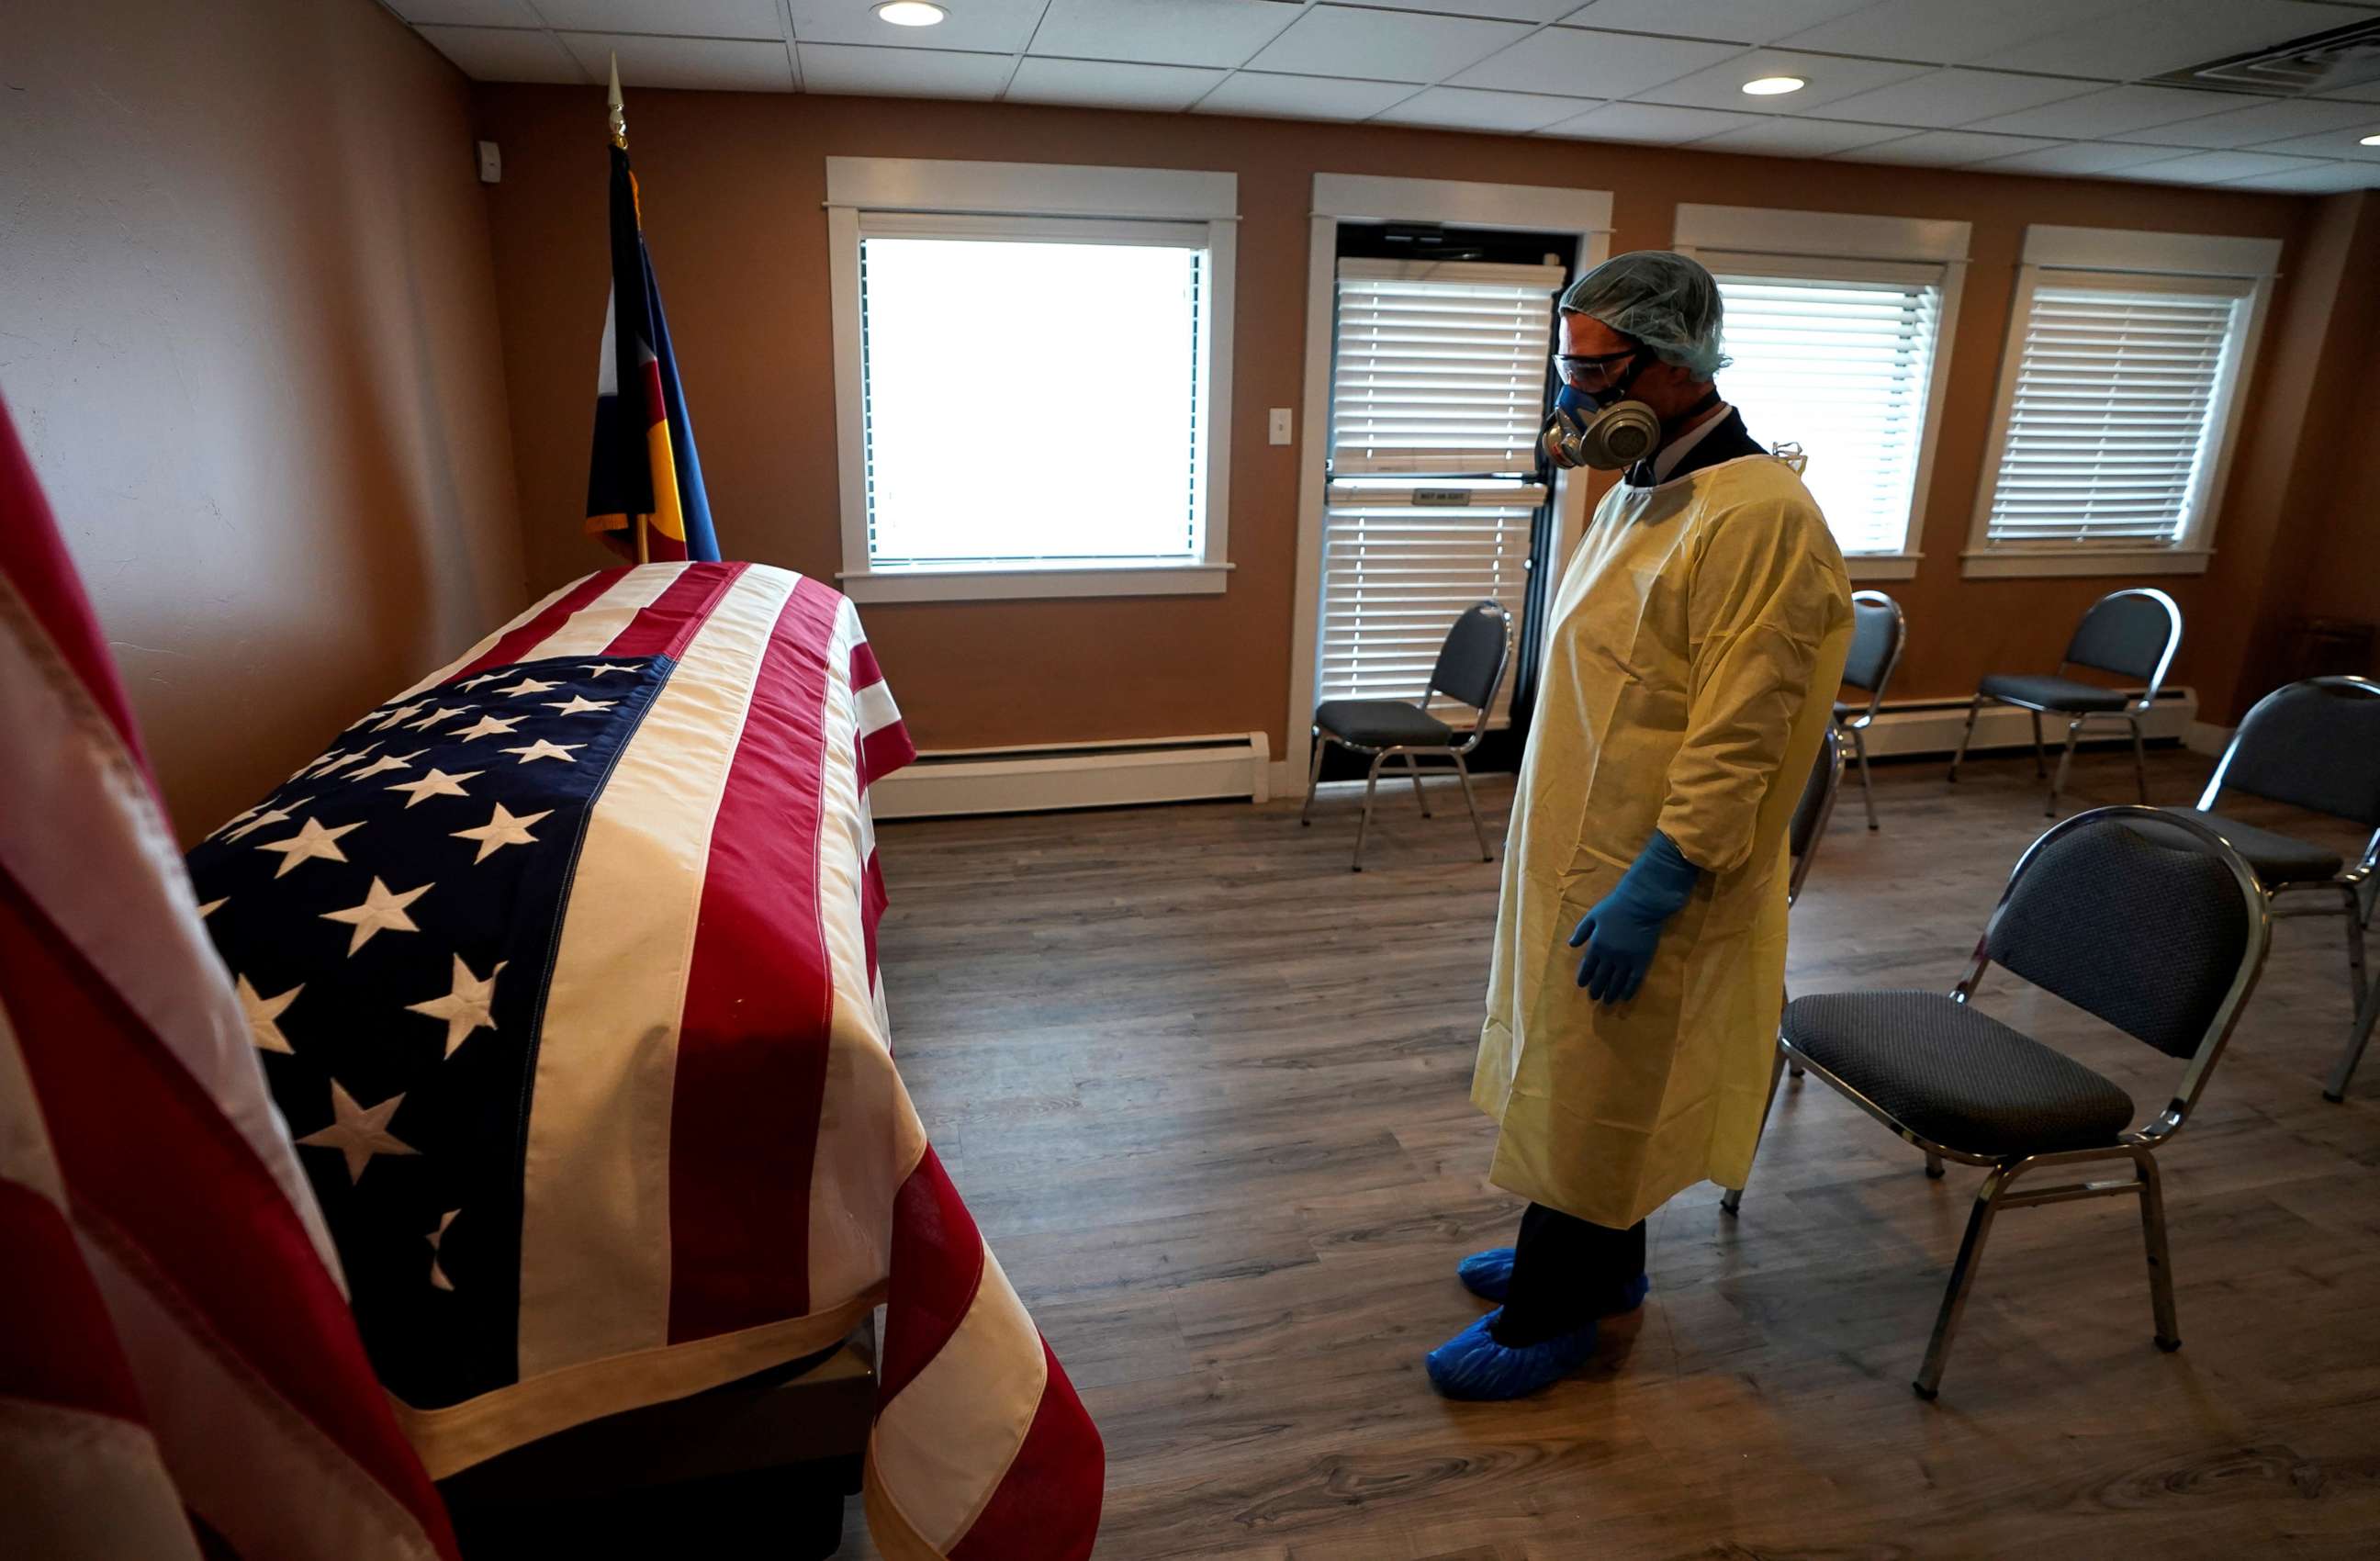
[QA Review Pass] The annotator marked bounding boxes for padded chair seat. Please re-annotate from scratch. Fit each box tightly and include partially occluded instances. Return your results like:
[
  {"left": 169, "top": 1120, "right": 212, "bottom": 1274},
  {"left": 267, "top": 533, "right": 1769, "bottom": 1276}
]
[
  {"left": 2124, "top": 807, "right": 2343, "bottom": 887},
  {"left": 1977, "top": 673, "right": 2130, "bottom": 713},
  {"left": 1314, "top": 699, "right": 1454, "bottom": 748},
  {"left": 1781, "top": 990, "right": 2138, "bottom": 1158}
]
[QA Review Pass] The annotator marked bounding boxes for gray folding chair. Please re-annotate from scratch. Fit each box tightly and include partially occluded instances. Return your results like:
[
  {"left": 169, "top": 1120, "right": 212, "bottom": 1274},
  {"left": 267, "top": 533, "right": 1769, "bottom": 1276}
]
[
  {"left": 1834, "top": 590, "right": 1906, "bottom": 831},
  {"left": 1299, "top": 601, "right": 1512, "bottom": 871},
  {"left": 1948, "top": 588, "right": 2182, "bottom": 817},
  {"left": 2135, "top": 677, "right": 2380, "bottom": 1101},
  {"left": 1755, "top": 808, "right": 2268, "bottom": 1399}
]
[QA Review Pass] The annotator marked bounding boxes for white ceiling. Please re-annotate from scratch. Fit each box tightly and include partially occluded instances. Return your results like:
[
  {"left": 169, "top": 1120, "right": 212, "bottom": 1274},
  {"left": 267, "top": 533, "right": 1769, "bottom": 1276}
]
[{"left": 390, "top": 0, "right": 2380, "bottom": 192}]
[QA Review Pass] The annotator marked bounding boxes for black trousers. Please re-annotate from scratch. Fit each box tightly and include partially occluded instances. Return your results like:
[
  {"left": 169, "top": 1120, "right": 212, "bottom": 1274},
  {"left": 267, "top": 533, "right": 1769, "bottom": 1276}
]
[{"left": 1490, "top": 1203, "right": 1647, "bottom": 1346}]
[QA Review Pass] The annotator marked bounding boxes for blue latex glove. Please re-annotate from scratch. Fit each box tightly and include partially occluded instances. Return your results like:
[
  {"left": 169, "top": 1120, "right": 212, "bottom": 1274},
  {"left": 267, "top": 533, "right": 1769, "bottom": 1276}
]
[{"left": 1570, "top": 831, "right": 1701, "bottom": 1005}]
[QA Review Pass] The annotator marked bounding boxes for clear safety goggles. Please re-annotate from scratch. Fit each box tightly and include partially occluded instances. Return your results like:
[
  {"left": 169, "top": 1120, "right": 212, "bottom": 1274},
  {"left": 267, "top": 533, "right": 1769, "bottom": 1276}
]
[{"left": 1550, "top": 347, "right": 1641, "bottom": 390}]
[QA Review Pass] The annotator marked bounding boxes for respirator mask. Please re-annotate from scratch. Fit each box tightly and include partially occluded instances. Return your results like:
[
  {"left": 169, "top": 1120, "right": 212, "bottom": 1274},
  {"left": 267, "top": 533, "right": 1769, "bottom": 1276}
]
[{"left": 1543, "top": 345, "right": 1662, "bottom": 472}]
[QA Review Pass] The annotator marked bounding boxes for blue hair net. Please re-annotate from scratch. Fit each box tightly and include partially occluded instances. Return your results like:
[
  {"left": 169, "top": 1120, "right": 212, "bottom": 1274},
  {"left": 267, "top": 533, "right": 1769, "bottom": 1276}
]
[{"left": 1558, "top": 251, "right": 1729, "bottom": 380}]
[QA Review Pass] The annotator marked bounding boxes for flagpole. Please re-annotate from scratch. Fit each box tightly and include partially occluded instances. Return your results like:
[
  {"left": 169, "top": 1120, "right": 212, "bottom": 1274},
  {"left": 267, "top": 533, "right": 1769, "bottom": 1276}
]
[{"left": 607, "top": 53, "right": 627, "bottom": 150}]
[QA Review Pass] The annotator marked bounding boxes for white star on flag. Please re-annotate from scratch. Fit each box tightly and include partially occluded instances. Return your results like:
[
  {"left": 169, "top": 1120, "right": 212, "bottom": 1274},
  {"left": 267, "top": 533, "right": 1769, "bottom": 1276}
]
[
  {"left": 408, "top": 955, "right": 506, "bottom": 1058},
  {"left": 197, "top": 896, "right": 228, "bottom": 919},
  {"left": 543, "top": 695, "right": 617, "bottom": 717},
  {"left": 386, "top": 767, "right": 481, "bottom": 807},
  {"left": 348, "top": 748, "right": 428, "bottom": 781},
  {"left": 314, "top": 745, "right": 378, "bottom": 778},
  {"left": 236, "top": 974, "right": 303, "bottom": 1053},
  {"left": 374, "top": 700, "right": 433, "bottom": 732},
  {"left": 320, "top": 876, "right": 431, "bottom": 955},
  {"left": 296, "top": 1081, "right": 419, "bottom": 1183},
  {"left": 215, "top": 803, "right": 264, "bottom": 835},
  {"left": 428, "top": 1208, "right": 461, "bottom": 1291},
  {"left": 494, "top": 676, "right": 562, "bottom": 698},
  {"left": 255, "top": 816, "right": 364, "bottom": 879},
  {"left": 500, "top": 739, "right": 582, "bottom": 766},
  {"left": 221, "top": 806, "right": 293, "bottom": 843},
  {"left": 457, "top": 671, "right": 507, "bottom": 691},
  {"left": 292, "top": 750, "right": 344, "bottom": 782},
  {"left": 406, "top": 704, "right": 474, "bottom": 731},
  {"left": 452, "top": 713, "right": 526, "bottom": 742},
  {"left": 579, "top": 662, "right": 641, "bottom": 679},
  {"left": 452, "top": 803, "right": 552, "bottom": 864}
]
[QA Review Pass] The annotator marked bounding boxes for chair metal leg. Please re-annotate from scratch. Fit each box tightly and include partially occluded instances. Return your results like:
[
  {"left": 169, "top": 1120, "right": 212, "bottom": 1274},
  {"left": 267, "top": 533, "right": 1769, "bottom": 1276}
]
[
  {"left": 1925, "top": 1151, "right": 1945, "bottom": 1179},
  {"left": 1298, "top": 734, "right": 1327, "bottom": 825},
  {"left": 1852, "top": 727, "right": 1879, "bottom": 832},
  {"left": 1948, "top": 695, "right": 1983, "bottom": 783},
  {"left": 2326, "top": 956, "right": 2380, "bottom": 1103},
  {"left": 1403, "top": 752, "right": 1431, "bottom": 816},
  {"left": 2136, "top": 1152, "right": 2181, "bottom": 1352},
  {"left": 2128, "top": 716, "right": 2150, "bottom": 804},
  {"left": 1788, "top": 1061, "right": 1805, "bottom": 1078},
  {"left": 2346, "top": 883, "right": 2369, "bottom": 1012},
  {"left": 1452, "top": 753, "right": 1492, "bottom": 863},
  {"left": 1351, "top": 753, "right": 1386, "bottom": 871},
  {"left": 2029, "top": 711, "right": 2047, "bottom": 780},
  {"left": 2047, "top": 719, "right": 2082, "bottom": 818},
  {"left": 1914, "top": 1168, "right": 2009, "bottom": 1399},
  {"left": 1721, "top": 1045, "right": 1791, "bottom": 1217}
]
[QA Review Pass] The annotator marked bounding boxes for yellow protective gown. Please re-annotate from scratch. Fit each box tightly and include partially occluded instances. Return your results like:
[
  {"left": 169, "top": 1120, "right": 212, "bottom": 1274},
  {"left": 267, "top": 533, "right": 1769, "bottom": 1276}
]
[{"left": 1473, "top": 453, "right": 1852, "bottom": 1230}]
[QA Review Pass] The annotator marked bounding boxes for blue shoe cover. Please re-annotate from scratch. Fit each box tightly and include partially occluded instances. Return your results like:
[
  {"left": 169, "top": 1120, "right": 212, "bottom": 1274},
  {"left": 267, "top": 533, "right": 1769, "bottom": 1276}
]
[
  {"left": 1456, "top": 1247, "right": 1515, "bottom": 1300},
  {"left": 1424, "top": 1309, "right": 1598, "bottom": 1400}
]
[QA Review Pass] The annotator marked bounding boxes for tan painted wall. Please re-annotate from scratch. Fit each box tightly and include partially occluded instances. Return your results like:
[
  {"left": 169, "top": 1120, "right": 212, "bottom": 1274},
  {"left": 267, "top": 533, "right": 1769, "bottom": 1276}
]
[
  {"left": 472, "top": 86, "right": 2355, "bottom": 753},
  {"left": 0, "top": 0, "right": 527, "bottom": 840}
]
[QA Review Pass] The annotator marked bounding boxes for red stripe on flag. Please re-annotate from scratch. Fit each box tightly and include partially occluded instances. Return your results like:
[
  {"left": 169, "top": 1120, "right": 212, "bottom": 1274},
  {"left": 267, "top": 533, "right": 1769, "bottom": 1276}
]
[
  {"left": 605, "top": 560, "right": 747, "bottom": 660},
  {"left": 876, "top": 1147, "right": 986, "bottom": 1406},
  {"left": 850, "top": 640, "right": 887, "bottom": 691},
  {"left": 458, "top": 569, "right": 622, "bottom": 679},
  {"left": 947, "top": 1340, "right": 1105, "bottom": 1561},
  {"left": 0, "top": 398, "right": 152, "bottom": 780},
  {"left": 666, "top": 574, "right": 840, "bottom": 1342},
  {"left": 0, "top": 869, "right": 457, "bottom": 1555},
  {"left": 860, "top": 725, "right": 916, "bottom": 792},
  {"left": 0, "top": 1177, "right": 152, "bottom": 1423},
  {"left": 861, "top": 848, "right": 888, "bottom": 992}
]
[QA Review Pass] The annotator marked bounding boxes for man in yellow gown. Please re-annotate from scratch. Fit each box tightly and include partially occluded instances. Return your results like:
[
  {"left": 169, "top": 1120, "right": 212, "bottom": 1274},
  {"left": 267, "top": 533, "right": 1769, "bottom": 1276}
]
[{"left": 1429, "top": 253, "right": 1853, "bottom": 1399}]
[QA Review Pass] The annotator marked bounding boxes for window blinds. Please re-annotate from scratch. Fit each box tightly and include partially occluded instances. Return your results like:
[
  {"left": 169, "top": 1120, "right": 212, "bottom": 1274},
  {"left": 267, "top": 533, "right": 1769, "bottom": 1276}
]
[
  {"left": 1714, "top": 273, "right": 1940, "bottom": 556},
  {"left": 1330, "top": 259, "right": 1566, "bottom": 477},
  {"left": 1983, "top": 285, "right": 2244, "bottom": 547}
]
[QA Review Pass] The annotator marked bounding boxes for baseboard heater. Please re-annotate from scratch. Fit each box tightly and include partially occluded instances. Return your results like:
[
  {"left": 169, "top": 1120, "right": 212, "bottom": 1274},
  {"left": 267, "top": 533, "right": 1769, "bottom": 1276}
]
[
  {"left": 1852, "top": 686, "right": 2197, "bottom": 761},
  {"left": 870, "top": 732, "right": 1272, "bottom": 820}
]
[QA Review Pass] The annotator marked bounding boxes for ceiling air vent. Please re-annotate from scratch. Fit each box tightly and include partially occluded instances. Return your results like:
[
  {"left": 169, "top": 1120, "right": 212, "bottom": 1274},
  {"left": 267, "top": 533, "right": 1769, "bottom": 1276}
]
[{"left": 2145, "top": 16, "right": 2380, "bottom": 96}]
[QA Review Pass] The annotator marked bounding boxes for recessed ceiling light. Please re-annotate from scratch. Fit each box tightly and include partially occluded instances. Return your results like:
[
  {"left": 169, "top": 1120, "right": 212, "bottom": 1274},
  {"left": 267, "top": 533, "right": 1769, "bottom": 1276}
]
[
  {"left": 874, "top": 1, "right": 947, "bottom": 25},
  {"left": 1742, "top": 75, "right": 1807, "bottom": 96},
  {"left": 2362, "top": 132, "right": 2380, "bottom": 146}
]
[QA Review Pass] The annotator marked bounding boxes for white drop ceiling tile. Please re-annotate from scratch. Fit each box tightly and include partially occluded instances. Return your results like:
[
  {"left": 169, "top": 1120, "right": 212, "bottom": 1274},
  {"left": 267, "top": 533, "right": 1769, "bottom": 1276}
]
[
  {"left": 1375, "top": 85, "right": 1597, "bottom": 132},
  {"left": 1967, "top": 84, "right": 2249, "bottom": 138},
  {"left": 2125, "top": 96, "right": 2380, "bottom": 149},
  {"left": 1818, "top": 69, "right": 2106, "bottom": 129},
  {"left": 1562, "top": 0, "right": 1878, "bottom": 47},
  {"left": 387, "top": 0, "right": 541, "bottom": 26},
  {"left": 1838, "top": 130, "right": 2060, "bottom": 165},
  {"left": 2256, "top": 125, "right": 2380, "bottom": 159},
  {"left": 1972, "top": 140, "right": 2197, "bottom": 175},
  {"left": 2122, "top": 149, "right": 2344, "bottom": 183},
  {"left": 533, "top": 0, "right": 783, "bottom": 39},
  {"left": 1005, "top": 56, "right": 1229, "bottom": 111},
  {"left": 558, "top": 31, "right": 794, "bottom": 91},
  {"left": 414, "top": 25, "right": 589, "bottom": 83},
  {"left": 1979, "top": 0, "right": 2366, "bottom": 82},
  {"left": 2222, "top": 160, "right": 2380, "bottom": 192},
  {"left": 1194, "top": 71, "right": 1420, "bottom": 121},
  {"left": 1634, "top": 49, "right": 1933, "bottom": 115},
  {"left": 1537, "top": 102, "right": 1764, "bottom": 143},
  {"left": 795, "top": 43, "right": 1013, "bottom": 99},
  {"left": 1247, "top": 7, "right": 1532, "bottom": 85},
  {"left": 1027, "top": 0, "right": 1303, "bottom": 70},
  {"left": 1355, "top": 0, "right": 1584, "bottom": 20},
  {"left": 791, "top": 0, "right": 1045, "bottom": 53},
  {"left": 1781, "top": 0, "right": 2137, "bottom": 66},
  {"left": 2316, "top": 80, "right": 2380, "bottom": 105},
  {"left": 1453, "top": 27, "right": 1743, "bottom": 98},
  {"left": 1692, "top": 117, "right": 1923, "bottom": 155}
]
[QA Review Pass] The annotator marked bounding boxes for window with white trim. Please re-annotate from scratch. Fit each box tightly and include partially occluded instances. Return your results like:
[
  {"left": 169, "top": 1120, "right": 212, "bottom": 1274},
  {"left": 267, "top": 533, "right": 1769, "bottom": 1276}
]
[
  {"left": 1966, "top": 226, "right": 2278, "bottom": 579},
  {"left": 1319, "top": 259, "right": 1563, "bottom": 728},
  {"left": 825, "top": 159, "right": 1236, "bottom": 602},
  {"left": 1675, "top": 206, "right": 1969, "bottom": 581}
]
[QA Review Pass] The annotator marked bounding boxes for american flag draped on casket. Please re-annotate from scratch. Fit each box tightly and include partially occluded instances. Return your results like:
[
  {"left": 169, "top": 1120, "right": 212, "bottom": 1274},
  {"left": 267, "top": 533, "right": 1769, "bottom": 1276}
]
[{"left": 184, "top": 561, "right": 1102, "bottom": 1560}]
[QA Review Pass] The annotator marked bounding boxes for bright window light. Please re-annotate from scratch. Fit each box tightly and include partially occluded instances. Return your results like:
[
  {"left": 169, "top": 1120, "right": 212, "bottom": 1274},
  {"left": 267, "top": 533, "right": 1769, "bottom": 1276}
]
[
  {"left": 859, "top": 236, "right": 1204, "bottom": 568},
  {"left": 1742, "top": 75, "right": 1806, "bottom": 95},
  {"left": 874, "top": 2, "right": 947, "bottom": 26}
]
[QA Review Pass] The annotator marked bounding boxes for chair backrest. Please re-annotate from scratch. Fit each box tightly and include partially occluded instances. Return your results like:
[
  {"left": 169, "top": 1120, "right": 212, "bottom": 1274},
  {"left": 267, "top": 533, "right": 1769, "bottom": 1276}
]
[
  {"left": 2202, "top": 676, "right": 2380, "bottom": 827},
  {"left": 1977, "top": 811, "right": 2265, "bottom": 1109},
  {"left": 2063, "top": 588, "right": 2181, "bottom": 688},
  {"left": 1841, "top": 590, "right": 1904, "bottom": 699},
  {"left": 1430, "top": 601, "right": 1513, "bottom": 714},
  {"left": 1787, "top": 731, "right": 1845, "bottom": 906}
]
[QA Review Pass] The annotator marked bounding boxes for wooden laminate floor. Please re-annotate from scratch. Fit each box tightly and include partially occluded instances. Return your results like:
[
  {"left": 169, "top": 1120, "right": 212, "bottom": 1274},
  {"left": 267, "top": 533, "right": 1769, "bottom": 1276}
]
[{"left": 845, "top": 748, "right": 2380, "bottom": 1560}]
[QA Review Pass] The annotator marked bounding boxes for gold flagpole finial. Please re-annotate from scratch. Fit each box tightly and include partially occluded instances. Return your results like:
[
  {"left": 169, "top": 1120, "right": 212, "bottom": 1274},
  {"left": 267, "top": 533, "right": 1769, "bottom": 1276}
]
[{"left": 607, "top": 53, "right": 628, "bottom": 150}]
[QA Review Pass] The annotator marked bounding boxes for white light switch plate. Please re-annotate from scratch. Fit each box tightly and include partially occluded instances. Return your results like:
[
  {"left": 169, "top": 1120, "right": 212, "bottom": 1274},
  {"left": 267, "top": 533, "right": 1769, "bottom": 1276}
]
[{"left": 1268, "top": 408, "right": 1292, "bottom": 444}]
